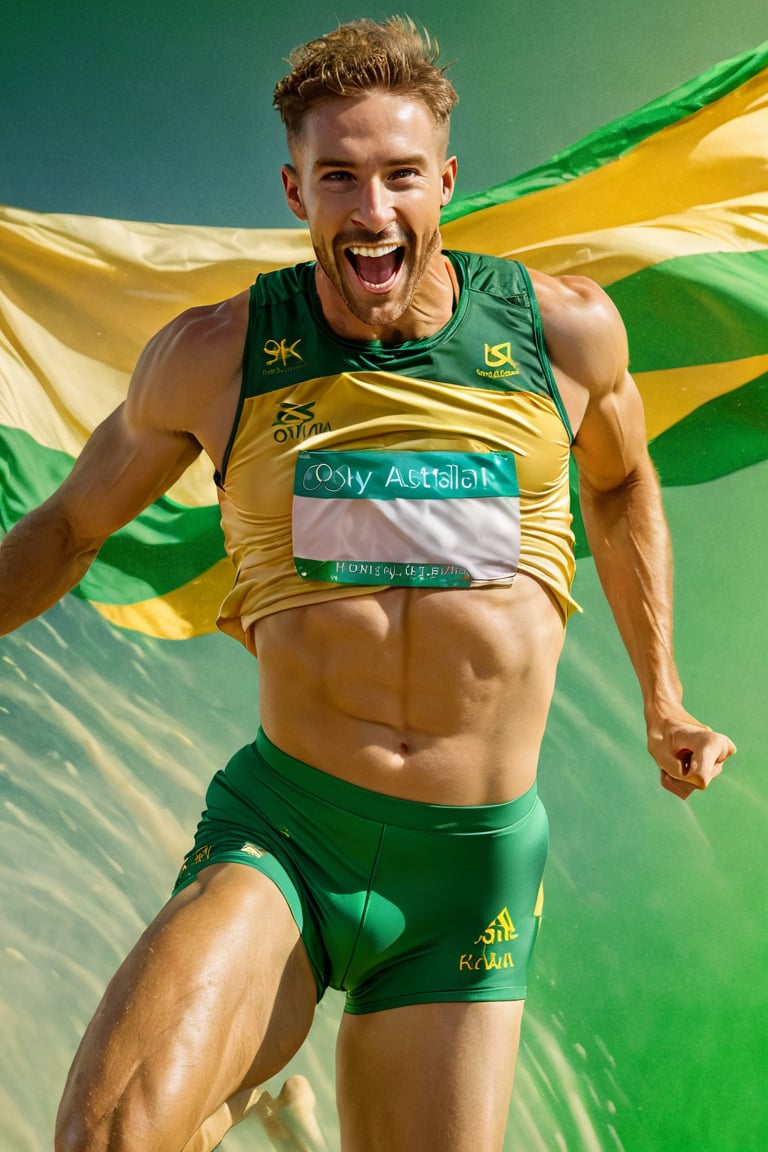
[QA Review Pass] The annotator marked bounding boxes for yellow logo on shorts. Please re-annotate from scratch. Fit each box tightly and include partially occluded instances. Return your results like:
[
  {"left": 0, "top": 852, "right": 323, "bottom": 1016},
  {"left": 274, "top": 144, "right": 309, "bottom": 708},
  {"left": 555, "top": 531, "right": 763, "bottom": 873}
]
[
  {"left": 458, "top": 906, "right": 518, "bottom": 971},
  {"left": 474, "top": 906, "right": 518, "bottom": 946}
]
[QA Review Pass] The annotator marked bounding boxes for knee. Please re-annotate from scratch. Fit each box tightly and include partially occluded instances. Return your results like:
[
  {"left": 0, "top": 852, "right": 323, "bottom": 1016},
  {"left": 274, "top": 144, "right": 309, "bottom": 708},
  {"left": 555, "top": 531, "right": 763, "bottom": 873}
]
[
  {"left": 54, "top": 1111, "right": 96, "bottom": 1152},
  {"left": 54, "top": 1103, "right": 133, "bottom": 1152}
]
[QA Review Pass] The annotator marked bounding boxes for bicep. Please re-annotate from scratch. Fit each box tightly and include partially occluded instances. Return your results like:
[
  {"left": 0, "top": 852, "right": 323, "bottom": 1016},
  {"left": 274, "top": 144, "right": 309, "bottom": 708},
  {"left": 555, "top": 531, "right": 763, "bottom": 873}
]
[
  {"left": 572, "top": 370, "right": 651, "bottom": 494},
  {"left": 539, "top": 274, "right": 651, "bottom": 492},
  {"left": 45, "top": 403, "right": 201, "bottom": 547}
]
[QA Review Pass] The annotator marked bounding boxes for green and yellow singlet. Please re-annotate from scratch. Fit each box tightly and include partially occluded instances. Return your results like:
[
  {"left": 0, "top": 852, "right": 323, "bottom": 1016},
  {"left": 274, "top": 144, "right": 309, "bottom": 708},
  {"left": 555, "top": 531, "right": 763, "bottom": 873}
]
[{"left": 216, "top": 251, "right": 578, "bottom": 653}]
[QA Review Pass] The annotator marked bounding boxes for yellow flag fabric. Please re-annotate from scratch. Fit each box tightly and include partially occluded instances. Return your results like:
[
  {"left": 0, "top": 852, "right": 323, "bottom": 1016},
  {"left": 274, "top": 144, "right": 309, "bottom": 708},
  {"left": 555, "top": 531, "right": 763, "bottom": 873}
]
[{"left": 1, "top": 40, "right": 767, "bottom": 639}]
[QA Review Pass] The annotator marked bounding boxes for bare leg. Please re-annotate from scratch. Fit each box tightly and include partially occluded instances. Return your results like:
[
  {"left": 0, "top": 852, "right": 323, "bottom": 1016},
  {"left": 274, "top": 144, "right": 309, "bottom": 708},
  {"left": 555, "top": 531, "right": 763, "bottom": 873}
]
[
  {"left": 55, "top": 864, "right": 318, "bottom": 1152},
  {"left": 336, "top": 1000, "right": 525, "bottom": 1152},
  {"left": 256, "top": 1076, "right": 330, "bottom": 1151},
  {"left": 181, "top": 1086, "right": 264, "bottom": 1152},
  {"left": 181, "top": 1077, "right": 329, "bottom": 1152}
]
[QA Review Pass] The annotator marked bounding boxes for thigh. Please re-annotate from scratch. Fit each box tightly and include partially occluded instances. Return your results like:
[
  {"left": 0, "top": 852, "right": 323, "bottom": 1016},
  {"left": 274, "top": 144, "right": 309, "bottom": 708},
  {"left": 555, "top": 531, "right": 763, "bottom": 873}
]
[
  {"left": 56, "top": 863, "right": 317, "bottom": 1152},
  {"left": 336, "top": 999, "right": 525, "bottom": 1152}
]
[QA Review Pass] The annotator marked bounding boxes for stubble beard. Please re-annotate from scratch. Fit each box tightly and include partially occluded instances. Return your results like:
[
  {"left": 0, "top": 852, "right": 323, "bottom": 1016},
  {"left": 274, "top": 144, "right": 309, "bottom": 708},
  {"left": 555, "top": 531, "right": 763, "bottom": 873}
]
[{"left": 314, "top": 226, "right": 443, "bottom": 329}]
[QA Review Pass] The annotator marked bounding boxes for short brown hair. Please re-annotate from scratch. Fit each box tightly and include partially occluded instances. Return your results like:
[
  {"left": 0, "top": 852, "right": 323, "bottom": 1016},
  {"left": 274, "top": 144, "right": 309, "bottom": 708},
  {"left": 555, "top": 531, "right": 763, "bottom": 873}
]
[{"left": 273, "top": 16, "right": 458, "bottom": 142}]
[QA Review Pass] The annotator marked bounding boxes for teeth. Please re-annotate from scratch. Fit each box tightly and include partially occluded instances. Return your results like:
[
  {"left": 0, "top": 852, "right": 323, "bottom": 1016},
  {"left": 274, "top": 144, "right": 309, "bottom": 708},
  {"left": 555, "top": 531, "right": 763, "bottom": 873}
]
[{"left": 347, "top": 244, "right": 400, "bottom": 257}]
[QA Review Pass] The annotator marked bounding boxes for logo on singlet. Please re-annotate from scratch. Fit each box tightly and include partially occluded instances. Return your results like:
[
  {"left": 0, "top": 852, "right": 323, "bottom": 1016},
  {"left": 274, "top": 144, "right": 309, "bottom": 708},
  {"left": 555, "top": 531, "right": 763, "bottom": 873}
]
[
  {"left": 264, "top": 337, "right": 303, "bottom": 367},
  {"left": 241, "top": 842, "right": 269, "bottom": 859},
  {"left": 458, "top": 906, "right": 519, "bottom": 971},
  {"left": 477, "top": 342, "right": 520, "bottom": 380},
  {"left": 272, "top": 401, "right": 332, "bottom": 444}
]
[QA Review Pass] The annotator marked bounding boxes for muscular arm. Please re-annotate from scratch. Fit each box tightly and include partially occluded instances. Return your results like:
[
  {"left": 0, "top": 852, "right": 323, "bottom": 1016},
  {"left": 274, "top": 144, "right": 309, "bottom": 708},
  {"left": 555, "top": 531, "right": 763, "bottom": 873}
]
[
  {"left": 0, "top": 294, "right": 245, "bottom": 636},
  {"left": 538, "top": 272, "right": 735, "bottom": 798},
  {"left": 0, "top": 406, "right": 201, "bottom": 634}
]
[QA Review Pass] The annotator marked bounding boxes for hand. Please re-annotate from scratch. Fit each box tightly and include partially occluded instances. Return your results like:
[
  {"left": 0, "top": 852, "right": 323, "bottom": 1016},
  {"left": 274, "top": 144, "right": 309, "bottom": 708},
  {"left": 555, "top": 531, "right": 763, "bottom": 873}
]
[{"left": 646, "top": 710, "right": 736, "bottom": 800}]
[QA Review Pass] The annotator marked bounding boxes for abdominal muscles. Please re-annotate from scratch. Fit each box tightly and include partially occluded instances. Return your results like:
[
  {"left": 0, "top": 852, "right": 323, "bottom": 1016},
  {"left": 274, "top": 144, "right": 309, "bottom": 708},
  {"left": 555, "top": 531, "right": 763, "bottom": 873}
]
[{"left": 254, "top": 575, "right": 565, "bottom": 805}]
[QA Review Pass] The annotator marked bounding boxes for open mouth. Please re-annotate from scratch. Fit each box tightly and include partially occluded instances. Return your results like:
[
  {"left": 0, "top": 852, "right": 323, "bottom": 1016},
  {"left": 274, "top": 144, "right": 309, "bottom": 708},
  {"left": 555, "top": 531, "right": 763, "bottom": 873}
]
[{"left": 344, "top": 244, "right": 405, "bottom": 293}]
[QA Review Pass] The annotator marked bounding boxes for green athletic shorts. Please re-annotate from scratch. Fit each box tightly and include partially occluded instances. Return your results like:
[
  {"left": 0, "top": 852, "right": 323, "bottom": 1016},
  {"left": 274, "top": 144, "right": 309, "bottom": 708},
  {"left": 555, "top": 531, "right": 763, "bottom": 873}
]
[{"left": 173, "top": 729, "right": 549, "bottom": 1014}]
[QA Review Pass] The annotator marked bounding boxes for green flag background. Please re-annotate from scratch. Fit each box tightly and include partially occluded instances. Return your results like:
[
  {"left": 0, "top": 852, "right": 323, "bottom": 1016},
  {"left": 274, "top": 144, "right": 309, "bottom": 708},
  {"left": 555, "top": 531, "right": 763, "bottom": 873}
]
[{"left": 2, "top": 3, "right": 767, "bottom": 1150}]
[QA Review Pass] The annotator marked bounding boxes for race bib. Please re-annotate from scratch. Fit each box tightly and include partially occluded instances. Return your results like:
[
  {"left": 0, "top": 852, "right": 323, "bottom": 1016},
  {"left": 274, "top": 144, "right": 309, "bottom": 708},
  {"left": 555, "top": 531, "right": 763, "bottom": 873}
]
[{"left": 292, "top": 449, "right": 520, "bottom": 588}]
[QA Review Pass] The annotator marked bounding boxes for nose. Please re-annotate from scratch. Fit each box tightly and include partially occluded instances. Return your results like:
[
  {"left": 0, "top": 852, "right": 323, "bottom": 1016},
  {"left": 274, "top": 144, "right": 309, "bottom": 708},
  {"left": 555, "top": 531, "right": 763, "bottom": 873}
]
[{"left": 350, "top": 178, "right": 395, "bottom": 233}]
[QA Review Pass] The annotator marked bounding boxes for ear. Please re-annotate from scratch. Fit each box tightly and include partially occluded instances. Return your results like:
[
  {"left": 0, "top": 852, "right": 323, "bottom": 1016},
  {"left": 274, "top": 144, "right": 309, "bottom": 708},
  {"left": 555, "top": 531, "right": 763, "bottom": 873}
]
[
  {"left": 281, "top": 164, "right": 307, "bottom": 222},
  {"left": 440, "top": 156, "right": 458, "bottom": 207}
]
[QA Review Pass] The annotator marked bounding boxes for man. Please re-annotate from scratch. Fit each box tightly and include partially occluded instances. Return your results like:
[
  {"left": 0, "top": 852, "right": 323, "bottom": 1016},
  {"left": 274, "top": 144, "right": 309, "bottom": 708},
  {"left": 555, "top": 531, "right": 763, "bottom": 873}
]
[{"left": 0, "top": 17, "right": 734, "bottom": 1152}]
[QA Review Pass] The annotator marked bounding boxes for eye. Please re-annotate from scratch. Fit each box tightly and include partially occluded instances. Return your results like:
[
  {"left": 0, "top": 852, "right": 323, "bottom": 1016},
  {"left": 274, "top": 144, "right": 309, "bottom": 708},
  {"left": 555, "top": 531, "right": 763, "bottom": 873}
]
[
  {"left": 390, "top": 168, "right": 419, "bottom": 181},
  {"left": 321, "top": 170, "right": 354, "bottom": 183}
]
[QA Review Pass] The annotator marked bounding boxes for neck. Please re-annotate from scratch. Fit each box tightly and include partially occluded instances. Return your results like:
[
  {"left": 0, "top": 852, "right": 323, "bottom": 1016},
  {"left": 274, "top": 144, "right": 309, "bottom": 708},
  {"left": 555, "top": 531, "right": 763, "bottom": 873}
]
[{"left": 316, "top": 251, "right": 457, "bottom": 346}]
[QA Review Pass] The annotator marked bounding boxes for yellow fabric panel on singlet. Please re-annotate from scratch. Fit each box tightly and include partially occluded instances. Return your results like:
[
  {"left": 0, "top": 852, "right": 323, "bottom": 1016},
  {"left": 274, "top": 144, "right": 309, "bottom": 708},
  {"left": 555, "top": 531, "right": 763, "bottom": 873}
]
[{"left": 216, "top": 252, "right": 578, "bottom": 652}]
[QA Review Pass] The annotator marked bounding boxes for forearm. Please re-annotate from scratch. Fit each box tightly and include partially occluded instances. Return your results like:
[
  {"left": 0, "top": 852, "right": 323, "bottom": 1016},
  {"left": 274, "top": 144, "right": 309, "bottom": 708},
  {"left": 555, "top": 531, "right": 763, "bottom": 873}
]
[
  {"left": 554, "top": 282, "right": 733, "bottom": 793},
  {"left": 579, "top": 456, "right": 683, "bottom": 721},
  {"left": 0, "top": 506, "right": 99, "bottom": 636}
]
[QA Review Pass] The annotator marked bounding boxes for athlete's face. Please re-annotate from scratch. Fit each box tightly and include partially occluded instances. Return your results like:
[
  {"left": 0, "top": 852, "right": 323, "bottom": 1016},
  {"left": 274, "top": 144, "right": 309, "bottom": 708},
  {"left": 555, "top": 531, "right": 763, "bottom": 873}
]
[{"left": 282, "top": 90, "right": 457, "bottom": 341}]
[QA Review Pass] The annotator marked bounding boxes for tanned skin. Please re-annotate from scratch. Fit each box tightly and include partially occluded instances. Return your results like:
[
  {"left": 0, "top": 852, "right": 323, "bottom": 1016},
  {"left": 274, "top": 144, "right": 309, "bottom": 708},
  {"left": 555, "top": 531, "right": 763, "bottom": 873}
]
[{"left": 1, "top": 89, "right": 733, "bottom": 1152}]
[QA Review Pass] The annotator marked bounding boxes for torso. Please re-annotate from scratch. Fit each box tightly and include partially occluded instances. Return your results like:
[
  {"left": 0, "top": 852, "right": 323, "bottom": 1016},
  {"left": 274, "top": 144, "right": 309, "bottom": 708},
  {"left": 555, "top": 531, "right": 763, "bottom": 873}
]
[
  {"left": 181, "top": 256, "right": 591, "bottom": 805},
  {"left": 255, "top": 574, "right": 565, "bottom": 804}
]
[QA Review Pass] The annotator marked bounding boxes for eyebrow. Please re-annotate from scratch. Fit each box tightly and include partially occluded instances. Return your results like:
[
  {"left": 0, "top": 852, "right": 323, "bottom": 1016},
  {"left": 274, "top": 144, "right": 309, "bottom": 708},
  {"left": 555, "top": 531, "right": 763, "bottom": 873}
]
[{"left": 312, "top": 154, "right": 429, "bottom": 171}]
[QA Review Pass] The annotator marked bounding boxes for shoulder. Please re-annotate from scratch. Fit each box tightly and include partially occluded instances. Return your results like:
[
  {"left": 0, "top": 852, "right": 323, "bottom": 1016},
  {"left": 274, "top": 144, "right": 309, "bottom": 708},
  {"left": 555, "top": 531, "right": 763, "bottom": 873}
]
[
  {"left": 528, "top": 267, "right": 621, "bottom": 330},
  {"left": 528, "top": 268, "right": 628, "bottom": 399},
  {"left": 528, "top": 270, "right": 650, "bottom": 482},
  {"left": 127, "top": 288, "right": 251, "bottom": 434},
  {"left": 139, "top": 289, "right": 251, "bottom": 388}
]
